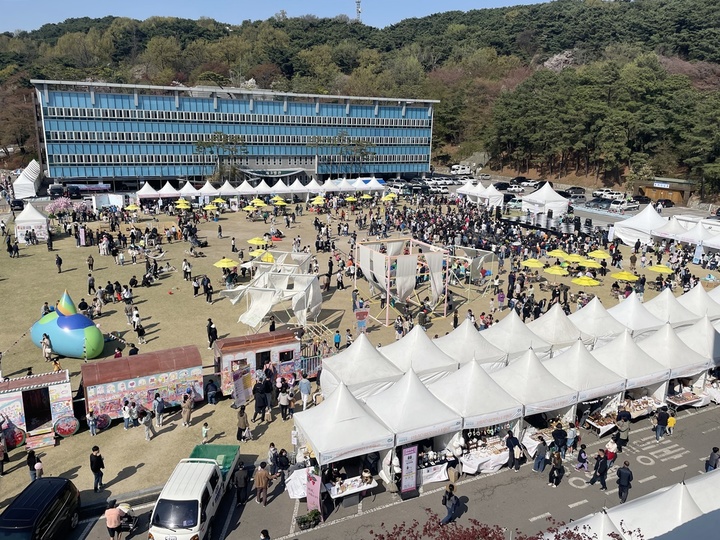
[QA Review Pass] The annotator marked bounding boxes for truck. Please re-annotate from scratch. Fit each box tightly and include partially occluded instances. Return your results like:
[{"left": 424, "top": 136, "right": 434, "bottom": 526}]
[
  {"left": 450, "top": 164, "right": 472, "bottom": 175},
  {"left": 148, "top": 445, "right": 242, "bottom": 540}
]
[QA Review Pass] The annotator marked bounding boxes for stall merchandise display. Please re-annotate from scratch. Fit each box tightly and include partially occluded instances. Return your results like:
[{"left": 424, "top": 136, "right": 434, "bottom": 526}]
[
  {"left": 666, "top": 391, "right": 704, "bottom": 408},
  {"left": 459, "top": 437, "right": 508, "bottom": 474},
  {"left": 326, "top": 476, "right": 378, "bottom": 499},
  {"left": 624, "top": 397, "right": 662, "bottom": 419},
  {"left": 585, "top": 413, "right": 618, "bottom": 437}
]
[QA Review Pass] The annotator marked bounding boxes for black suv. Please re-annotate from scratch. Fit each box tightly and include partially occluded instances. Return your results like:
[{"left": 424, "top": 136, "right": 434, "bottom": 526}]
[
  {"left": 9, "top": 199, "right": 24, "bottom": 211},
  {"left": 0, "top": 478, "right": 81, "bottom": 539},
  {"left": 510, "top": 176, "right": 527, "bottom": 185}
]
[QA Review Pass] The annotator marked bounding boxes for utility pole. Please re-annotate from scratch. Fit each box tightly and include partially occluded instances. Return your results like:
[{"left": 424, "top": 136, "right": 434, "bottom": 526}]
[{"left": 356, "top": 0, "right": 362, "bottom": 22}]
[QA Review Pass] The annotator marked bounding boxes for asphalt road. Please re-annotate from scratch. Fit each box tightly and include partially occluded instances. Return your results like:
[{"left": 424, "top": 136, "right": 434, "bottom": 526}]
[{"left": 71, "top": 402, "right": 720, "bottom": 540}]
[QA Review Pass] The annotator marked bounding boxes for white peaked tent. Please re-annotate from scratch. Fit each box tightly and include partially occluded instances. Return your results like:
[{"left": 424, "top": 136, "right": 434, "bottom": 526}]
[
  {"left": 198, "top": 181, "right": 219, "bottom": 197},
  {"left": 320, "top": 334, "right": 403, "bottom": 399},
  {"left": 708, "top": 284, "right": 720, "bottom": 304},
  {"left": 608, "top": 483, "right": 703, "bottom": 539},
  {"left": 546, "top": 511, "right": 622, "bottom": 540},
  {"left": 652, "top": 216, "right": 689, "bottom": 239},
  {"left": 568, "top": 296, "right": 628, "bottom": 346},
  {"left": 179, "top": 181, "right": 200, "bottom": 197},
  {"left": 236, "top": 180, "right": 256, "bottom": 196},
  {"left": 364, "top": 370, "right": 463, "bottom": 445},
  {"left": 433, "top": 319, "right": 506, "bottom": 369},
  {"left": 136, "top": 183, "right": 159, "bottom": 199},
  {"left": 679, "top": 316, "right": 720, "bottom": 364},
  {"left": 334, "top": 178, "right": 356, "bottom": 192},
  {"left": 255, "top": 180, "right": 273, "bottom": 195},
  {"left": 293, "top": 383, "right": 395, "bottom": 466},
  {"left": 526, "top": 303, "right": 594, "bottom": 350},
  {"left": 638, "top": 324, "right": 710, "bottom": 378},
  {"left": 305, "top": 178, "right": 325, "bottom": 193},
  {"left": 491, "top": 350, "right": 577, "bottom": 415},
  {"left": 684, "top": 472, "right": 720, "bottom": 514},
  {"left": 676, "top": 283, "right": 720, "bottom": 320},
  {"left": 479, "top": 184, "right": 504, "bottom": 207},
  {"left": 350, "top": 178, "right": 367, "bottom": 190},
  {"left": 14, "top": 203, "right": 50, "bottom": 241},
  {"left": 468, "top": 183, "right": 487, "bottom": 201},
  {"left": 642, "top": 288, "right": 699, "bottom": 328},
  {"left": 457, "top": 181, "right": 474, "bottom": 195},
  {"left": 365, "top": 178, "right": 385, "bottom": 191},
  {"left": 521, "top": 183, "right": 569, "bottom": 215},
  {"left": 12, "top": 160, "right": 41, "bottom": 199},
  {"left": 481, "top": 310, "right": 552, "bottom": 359},
  {"left": 607, "top": 292, "right": 664, "bottom": 337},
  {"left": 217, "top": 181, "right": 238, "bottom": 196},
  {"left": 613, "top": 204, "right": 667, "bottom": 245},
  {"left": 428, "top": 359, "right": 523, "bottom": 429},
  {"left": 377, "top": 326, "right": 458, "bottom": 383},
  {"left": 676, "top": 221, "right": 718, "bottom": 245},
  {"left": 289, "top": 179, "right": 307, "bottom": 194},
  {"left": 591, "top": 331, "right": 670, "bottom": 389},
  {"left": 544, "top": 341, "right": 626, "bottom": 402},
  {"left": 157, "top": 181, "right": 180, "bottom": 197}
]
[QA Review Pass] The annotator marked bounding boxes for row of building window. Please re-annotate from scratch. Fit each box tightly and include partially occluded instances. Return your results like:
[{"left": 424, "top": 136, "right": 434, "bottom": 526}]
[
  {"left": 47, "top": 153, "right": 428, "bottom": 165},
  {"left": 43, "top": 107, "right": 432, "bottom": 127},
  {"left": 45, "top": 131, "right": 431, "bottom": 146}
]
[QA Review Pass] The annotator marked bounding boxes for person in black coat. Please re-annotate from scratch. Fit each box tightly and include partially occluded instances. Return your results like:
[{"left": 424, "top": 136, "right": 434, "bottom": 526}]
[
  {"left": 616, "top": 461, "right": 634, "bottom": 503},
  {"left": 587, "top": 449, "right": 609, "bottom": 490},
  {"left": 252, "top": 381, "right": 267, "bottom": 423}
]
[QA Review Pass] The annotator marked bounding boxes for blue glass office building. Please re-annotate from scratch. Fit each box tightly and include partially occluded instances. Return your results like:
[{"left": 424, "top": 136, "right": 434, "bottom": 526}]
[{"left": 32, "top": 80, "right": 437, "bottom": 182}]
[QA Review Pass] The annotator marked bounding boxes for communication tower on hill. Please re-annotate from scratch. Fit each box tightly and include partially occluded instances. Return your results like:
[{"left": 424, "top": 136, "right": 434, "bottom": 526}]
[{"left": 356, "top": 0, "right": 362, "bottom": 22}]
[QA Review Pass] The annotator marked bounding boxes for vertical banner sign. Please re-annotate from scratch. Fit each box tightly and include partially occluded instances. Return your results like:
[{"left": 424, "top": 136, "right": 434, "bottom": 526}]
[
  {"left": 401, "top": 445, "right": 418, "bottom": 493},
  {"left": 306, "top": 468, "right": 322, "bottom": 515}
]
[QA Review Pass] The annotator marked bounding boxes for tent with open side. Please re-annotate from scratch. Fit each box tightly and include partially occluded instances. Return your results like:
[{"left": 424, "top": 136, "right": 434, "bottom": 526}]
[
  {"left": 652, "top": 216, "right": 689, "bottom": 239},
  {"left": 481, "top": 310, "right": 551, "bottom": 359},
  {"left": 456, "top": 181, "right": 475, "bottom": 196},
  {"left": 365, "top": 178, "right": 385, "bottom": 191},
  {"left": 428, "top": 359, "right": 523, "bottom": 429},
  {"left": 197, "top": 181, "right": 219, "bottom": 198},
  {"left": 12, "top": 159, "right": 42, "bottom": 199},
  {"left": 478, "top": 184, "right": 504, "bottom": 207},
  {"left": 364, "top": 370, "right": 463, "bottom": 446},
  {"left": 568, "top": 296, "right": 629, "bottom": 348},
  {"left": 521, "top": 183, "right": 569, "bottom": 215},
  {"left": 591, "top": 330, "right": 670, "bottom": 389},
  {"left": 642, "top": 288, "right": 699, "bottom": 329},
  {"left": 14, "top": 203, "right": 50, "bottom": 241},
  {"left": 377, "top": 325, "right": 458, "bottom": 383},
  {"left": 217, "top": 181, "right": 239, "bottom": 197},
  {"left": 526, "top": 302, "right": 594, "bottom": 351},
  {"left": 136, "top": 183, "right": 159, "bottom": 199},
  {"left": 320, "top": 334, "right": 404, "bottom": 400},
  {"left": 607, "top": 292, "right": 664, "bottom": 337},
  {"left": 678, "top": 316, "right": 720, "bottom": 365},
  {"left": 675, "top": 221, "right": 718, "bottom": 245},
  {"left": 637, "top": 323, "right": 710, "bottom": 378},
  {"left": 157, "top": 181, "right": 180, "bottom": 198},
  {"left": 676, "top": 283, "right": 720, "bottom": 321},
  {"left": 179, "top": 181, "right": 200, "bottom": 197},
  {"left": 613, "top": 204, "right": 668, "bottom": 246},
  {"left": 433, "top": 319, "right": 507, "bottom": 370},
  {"left": 491, "top": 349, "right": 578, "bottom": 415},
  {"left": 293, "top": 383, "right": 395, "bottom": 466},
  {"left": 236, "top": 180, "right": 256, "bottom": 196}
]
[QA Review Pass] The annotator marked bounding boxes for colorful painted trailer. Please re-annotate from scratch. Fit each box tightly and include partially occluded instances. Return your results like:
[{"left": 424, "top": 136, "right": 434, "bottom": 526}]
[
  {"left": 0, "top": 370, "right": 76, "bottom": 447},
  {"left": 81, "top": 346, "right": 204, "bottom": 421}
]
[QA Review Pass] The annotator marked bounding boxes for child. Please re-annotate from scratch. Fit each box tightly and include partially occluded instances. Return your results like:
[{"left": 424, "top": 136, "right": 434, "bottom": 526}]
[
  {"left": 202, "top": 422, "right": 210, "bottom": 444},
  {"left": 34, "top": 458, "right": 44, "bottom": 479},
  {"left": 667, "top": 412, "right": 676, "bottom": 435},
  {"left": 575, "top": 443, "right": 589, "bottom": 471},
  {"left": 288, "top": 391, "right": 295, "bottom": 419},
  {"left": 345, "top": 329, "right": 353, "bottom": 348}
]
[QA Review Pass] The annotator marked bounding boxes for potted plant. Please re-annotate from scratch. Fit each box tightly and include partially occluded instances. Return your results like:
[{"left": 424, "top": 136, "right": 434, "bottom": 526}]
[{"left": 296, "top": 509, "right": 321, "bottom": 530}]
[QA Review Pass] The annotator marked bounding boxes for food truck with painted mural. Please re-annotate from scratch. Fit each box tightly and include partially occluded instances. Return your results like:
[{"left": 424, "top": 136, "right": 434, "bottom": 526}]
[
  {"left": 0, "top": 371, "right": 77, "bottom": 450},
  {"left": 81, "top": 346, "right": 204, "bottom": 425},
  {"left": 212, "top": 329, "right": 309, "bottom": 400}
]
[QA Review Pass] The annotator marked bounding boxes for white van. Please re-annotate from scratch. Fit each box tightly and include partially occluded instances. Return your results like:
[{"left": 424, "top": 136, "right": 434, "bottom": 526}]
[
  {"left": 149, "top": 459, "right": 228, "bottom": 540},
  {"left": 450, "top": 165, "right": 471, "bottom": 175}
]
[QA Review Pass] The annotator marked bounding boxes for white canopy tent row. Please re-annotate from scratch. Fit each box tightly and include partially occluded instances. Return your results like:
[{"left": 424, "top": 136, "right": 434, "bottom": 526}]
[
  {"left": 612, "top": 204, "right": 669, "bottom": 245},
  {"left": 637, "top": 323, "right": 710, "bottom": 379},
  {"left": 136, "top": 183, "right": 159, "bottom": 199},
  {"left": 198, "top": 180, "right": 219, "bottom": 198},
  {"left": 157, "top": 181, "right": 180, "bottom": 198},
  {"left": 568, "top": 296, "right": 628, "bottom": 348},
  {"left": 481, "top": 310, "right": 552, "bottom": 359},
  {"left": 477, "top": 184, "right": 504, "bottom": 207},
  {"left": 12, "top": 159, "right": 42, "bottom": 199},
  {"left": 217, "top": 180, "right": 239, "bottom": 197},
  {"left": 521, "top": 183, "right": 570, "bottom": 216},
  {"left": 652, "top": 216, "right": 689, "bottom": 239},
  {"left": 433, "top": 319, "right": 507, "bottom": 370},
  {"left": 526, "top": 302, "right": 594, "bottom": 351},
  {"left": 642, "top": 288, "right": 700, "bottom": 329},
  {"left": 550, "top": 472, "right": 720, "bottom": 540},
  {"left": 606, "top": 292, "right": 665, "bottom": 338},
  {"left": 676, "top": 282, "right": 720, "bottom": 321},
  {"left": 179, "top": 181, "right": 200, "bottom": 197}
]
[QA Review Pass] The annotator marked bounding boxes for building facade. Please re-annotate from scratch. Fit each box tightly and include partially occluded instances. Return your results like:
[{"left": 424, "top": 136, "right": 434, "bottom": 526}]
[{"left": 31, "top": 80, "right": 437, "bottom": 182}]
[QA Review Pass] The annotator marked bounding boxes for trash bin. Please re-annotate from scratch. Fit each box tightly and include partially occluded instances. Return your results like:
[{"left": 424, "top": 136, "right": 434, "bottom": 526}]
[
  {"left": 584, "top": 218, "right": 593, "bottom": 228},
  {"left": 547, "top": 209, "right": 554, "bottom": 220}
]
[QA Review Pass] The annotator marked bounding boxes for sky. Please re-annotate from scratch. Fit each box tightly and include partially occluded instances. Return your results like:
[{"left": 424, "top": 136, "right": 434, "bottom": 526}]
[{"left": 0, "top": 0, "right": 544, "bottom": 33}]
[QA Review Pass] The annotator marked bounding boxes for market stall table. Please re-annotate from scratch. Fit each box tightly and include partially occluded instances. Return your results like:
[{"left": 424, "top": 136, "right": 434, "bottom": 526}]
[
  {"left": 585, "top": 415, "right": 618, "bottom": 438},
  {"left": 325, "top": 476, "right": 378, "bottom": 509},
  {"left": 417, "top": 462, "right": 449, "bottom": 485},
  {"left": 624, "top": 397, "right": 663, "bottom": 419},
  {"left": 460, "top": 447, "right": 508, "bottom": 474},
  {"left": 666, "top": 392, "right": 707, "bottom": 411}
]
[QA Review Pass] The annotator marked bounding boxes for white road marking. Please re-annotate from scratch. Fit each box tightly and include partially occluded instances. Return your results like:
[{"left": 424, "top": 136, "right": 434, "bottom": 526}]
[
  {"left": 638, "top": 475, "right": 657, "bottom": 484},
  {"left": 358, "top": 499, "right": 363, "bottom": 515},
  {"left": 568, "top": 500, "right": 588, "bottom": 508},
  {"left": 288, "top": 498, "right": 300, "bottom": 535},
  {"left": 220, "top": 493, "right": 236, "bottom": 540},
  {"left": 529, "top": 512, "right": 551, "bottom": 522},
  {"left": 607, "top": 488, "right": 618, "bottom": 495},
  {"left": 702, "top": 425, "right": 720, "bottom": 434},
  {"left": 671, "top": 464, "right": 688, "bottom": 472}
]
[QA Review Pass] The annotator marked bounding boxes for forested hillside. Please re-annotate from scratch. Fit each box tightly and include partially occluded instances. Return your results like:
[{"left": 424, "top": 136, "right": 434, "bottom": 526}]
[{"left": 1, "top": 0, "right": 719, "bottom": 189}]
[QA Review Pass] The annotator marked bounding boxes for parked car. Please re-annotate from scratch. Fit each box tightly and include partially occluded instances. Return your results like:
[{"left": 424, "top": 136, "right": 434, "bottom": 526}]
[
  {"left": 503, "top": 193, "right": 516, "bottom": 204},
  {"left": 597, "top": 199, "right": 613, "bottom": 210},
  {"left": 569, "top": 194, "right": 587, "bottom": 204},
  {"left": 510, "top": 176, "right": 527, "bottom": 185},
  {"left": 585, "top": 197, "right": 604, "bottom": 208},
  {"left": 566, "top": 186, "right": 586, "bottom": 195},
  {"left": 656, "top": 198, "right": 675, "bottom": 208},
  {"left": 610, "top": 199, "right": 640, "bottom": 212},
  {"left": 9, "top": 199, "right": 25, "bottom": 211},
  {"left": 506, "top": 197, "right": 523, "bottom": 210},
  {"left": 521, "top": 179, "right": 539, "bottom": 188},
  {"left": 592, "top": 188, "right": 614, "bottom": 198},
  {"left": 479, "top": 173, "right": 491, "bottom": 180},
  {"left": 0, "top": 478, "right": 81, "bottom": 539},
  {"left": 493, "top": 182, "right": 510, "bottom": 191},
  {"left": 631, "top": 195, "right": 652, "bottom": 204},
  {"left": 535, "top": 180, "right": 554, "bottom": 189},
  {"left": 601, "top": 190, "right": 624, "bottom": 201},
  {"left": 507, "top": 185, "right": 525, "bottom": 193},
  {"left": 555, "top": 190, "right": 571, "bottom": 199}
]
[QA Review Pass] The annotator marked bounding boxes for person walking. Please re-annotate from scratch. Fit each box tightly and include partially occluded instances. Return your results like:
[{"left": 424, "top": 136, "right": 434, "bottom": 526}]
[
  {"left": 253, "top": 461, "right": 275, "bottom": 507},
  {"left": 234, "top": 462, "right": 248, "bottom": 506},
  {"left": 139, "top": 410, "right": 155, "bottom": 441},
  {"left": 547, "top": 452, "right": 565, "bottom": 488},
  {"left": 615, "top": 418, "right": 630, "bottom": 453},
  {"left": 206, "top": 282, "right": 214, "bottom": 304},
  {"left": 533, "top": 436, "right": 548, "bottom": 473},
  {"left": 152, "top": 393, "right": 165, "bottom": 428},
  {"left": 27, "top": 450, "right": 38, "bottom": 482},
  {"left": 55, "top": 254, "right": 63, "bottom": 273},
  {"left": 278, "top": 387, "right": 290, "bottom": 421},
  {"left": 236, "top": 405, "right": 251, "bottom": 441},
  {"left": 439, "top": 484, "right": 459, "bottom": 526},
  {"left": 207, "top": 319, "right": 218, "bottom": 349},
  {"left": 86, "top": 411, "right": 98, "bottom": 436},
  {"left": 576, "top": 444, "right": 589, "bottom": 472},
  {"left": 617, "top": 461, "right": 634, "bottom": 503},
  {"left": 298, "top": 373, "right": 312, "bottom": 411},
  {"left": 192, "top": 276, "right": 200, "bottom": 297},
  {"left": 587, "top": 449, "right": 609, "bottom": 491},
  {"left": 655, "top": 407, "right": 669, "bottom": 441},
  {"left": 252, "top": 380, "right": 267, "bottom": 423},
  {"left": 260, "top": 530, "right": 271, "bottom": 540},
  {"left": 88, "top": 273, "right": 96, "bottom": 294},
  {"left": 506, "top": 430, "right": 522, "bottom": 472},
  {"left": 121, "top": 400, "right": 132, "bottom": 430},
  {"left": 182, "top": 259, "right": 192, "bottom": 281},
  {"left": 267, "top": 443, "right": 279, "bottom": 475},
  {"left": 86, "top": 254, "right": 94, "bottom": 271},
  {"left": 551, "top": 423, "right": 568, "bottom": 459},
  {"left": 90, "top": 446, "right": 105, "bottom": 493},
  {"left": 705, "top": 447, "right": 720, "bottom": 472},
  {"left": 181, "top": 394, "right": 193, "bottom": 427}
]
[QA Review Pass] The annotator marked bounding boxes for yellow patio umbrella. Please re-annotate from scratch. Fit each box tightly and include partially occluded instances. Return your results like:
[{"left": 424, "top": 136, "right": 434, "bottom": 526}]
[
  {"left": 177, "top": 198, "right": 188, "bottom": 204},
  {"left": 547, "top": 249, "right": 569, "bottom": 258},
  {"left": 545, "top": 266, "right": 569, "bottom": 276},
  {"left": 578, "top": 259, "right": 602, "bottom": 269},
  {"left": 521, "top": 258, "right": 545, "bottom": 269},
  {"left": 588, "top": 249, "right": 611, "bottom": 259},
  {"left": 381, "top": 195, "right": 395, "bottom": 202},
  {"left": 273, "top": 201, "right": 288, "bottom": 206},
  {"left": 251, "top": 198, "right": 266, "bottom": 206},
  {"left": 212, "top": 197, "right": 227, "bottom": 204},
  {"left": 311, "top": 196, "right": 326, "bottom": 202},
  {"left": 571, "top": 276, "right": 600, "bottom": 287},
  {"left": 385, "top": 192, "right": 398, "bottom": 198},
  {"left": 271, "top": 195, "right": 284, "bottom": 202},
  {"left": 213, "top": 257, "right": 238, "bottom": 268},
  {"left": 311, "top": 199, "right": 326, "bottom": 205},
  {"left": 247, "top": 237, "right": 266, "bottom": 246},
  {"left": 345, "top": 196, "right": 358, "bottom": 202},
  {"left": 611, "top": 271, "right": 639, "bottom": 282},
  {"left": 260, "top": 252, "right": 275, "bottom": 263},
  {"left": 124, "top": 204, "right": 139, "bottom": 211},
  {"left": 243, "top": 205, "right": 256, "bottom": 211},
  {"left": 249, "top": 249, "right": 267, "bottom": 258},
  {"left": 647, "top": 264, "right": 673, "bottom": 275},
  {"left": 361, "top": 194, "right": 373, "bottom": 200},
  {"left": 564, "top": 253, "right": 587, "bottom": 263},
  {"left": 203, "top": 204, "right": 218, "bottom": 211}
]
